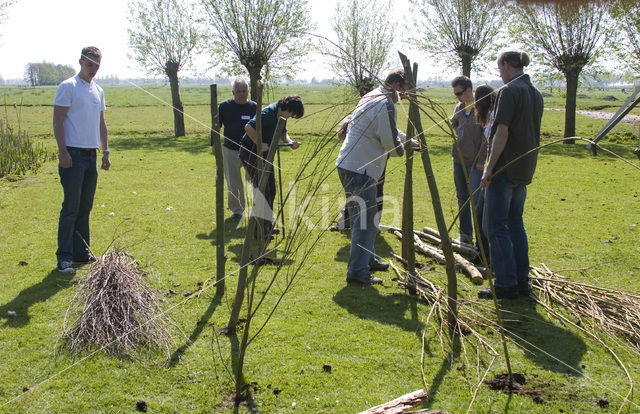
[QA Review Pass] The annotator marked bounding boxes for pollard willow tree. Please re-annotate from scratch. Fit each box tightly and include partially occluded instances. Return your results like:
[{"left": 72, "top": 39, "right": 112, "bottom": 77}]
[
  {"left": 128, "top": 0, "right": 200, "bottom": 137},
  {"left": 329, "top": 0, "right": 394, "bottom": 97},
  {"left": 612, "top": 0, "right": 640, "bottom": 75},
  {"left": 510, "top": 0, "right": 611, "bottom": 143},
  {"left": 202, "top": 0, "right": 312, "bottom": 101},
  {"left": 409, "top": 0, "right": 504, "bottom": 78}
]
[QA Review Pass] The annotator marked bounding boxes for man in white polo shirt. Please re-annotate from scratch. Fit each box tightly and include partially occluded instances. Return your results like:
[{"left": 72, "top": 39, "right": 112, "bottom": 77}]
[{"left": 53, "top": 46, "right": 110, "bottom": 273}]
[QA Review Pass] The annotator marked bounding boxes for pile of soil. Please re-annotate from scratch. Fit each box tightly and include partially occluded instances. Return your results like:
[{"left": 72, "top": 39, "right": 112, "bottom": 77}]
[{"left": 485, "top": 372, "right": 546, "bottom": 404}]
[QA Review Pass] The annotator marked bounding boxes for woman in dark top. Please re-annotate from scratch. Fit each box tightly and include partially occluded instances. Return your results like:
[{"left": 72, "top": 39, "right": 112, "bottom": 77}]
[
  {"left": 473, "top": 84, "right": 497, "bottom": 262},
  {"left": 239, "top": 95, "right": 304, "bottom": 239}
]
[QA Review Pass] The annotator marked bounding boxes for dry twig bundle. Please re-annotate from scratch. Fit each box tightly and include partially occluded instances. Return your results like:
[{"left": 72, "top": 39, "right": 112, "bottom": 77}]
[
  {"left": 61, "top": 247, "right": 173, "bottom": 358},
  {"left": 391, "top": 262, "right": 498, "bottom": 413},
  {"left": 531, "top": 264, "right": 640, "bottom": 355}
]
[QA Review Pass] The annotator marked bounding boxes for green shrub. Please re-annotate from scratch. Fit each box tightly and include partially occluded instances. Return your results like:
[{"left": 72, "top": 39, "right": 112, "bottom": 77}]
[{"left": 0, "top": 107, "right": 55, "bottom": 177}]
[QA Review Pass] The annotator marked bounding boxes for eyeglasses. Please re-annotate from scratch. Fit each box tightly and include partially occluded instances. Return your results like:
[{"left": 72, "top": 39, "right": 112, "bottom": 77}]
[{"left": 454, "top": 88, "right": 467, "bottom": 97}]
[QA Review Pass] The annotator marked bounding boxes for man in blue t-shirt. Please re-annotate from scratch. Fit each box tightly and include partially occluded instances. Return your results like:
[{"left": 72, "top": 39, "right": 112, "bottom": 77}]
[{"left": 218, "top": 78, "right": 257, "bottom": 219}]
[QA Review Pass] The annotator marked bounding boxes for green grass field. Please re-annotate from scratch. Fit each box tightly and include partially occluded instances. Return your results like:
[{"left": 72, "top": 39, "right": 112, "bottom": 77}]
[{"left": 0, "top": 84, "right": 639, "bottom": 413}]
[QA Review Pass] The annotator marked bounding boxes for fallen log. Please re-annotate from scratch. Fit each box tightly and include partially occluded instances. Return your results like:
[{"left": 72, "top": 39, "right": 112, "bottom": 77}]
[
  {"left": 412, "top": 234, "right": 484, "bottom": 285},
  {"left": 391, "top": 230, "right": 484, "bottom": 285},
  {"left": 380, "top": 225, "right": 477, "bottom": 259},
  {"left": 357, "top": 389, "right": 444, "bottom": 414}
]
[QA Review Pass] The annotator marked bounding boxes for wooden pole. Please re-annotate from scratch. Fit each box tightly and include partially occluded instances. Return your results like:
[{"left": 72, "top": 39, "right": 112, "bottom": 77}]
[
  {"left": 401, "top": 62, "right": 418, "bottom": 286},
  {"left": 226, "top": 102, "right": 290, "bottom": 334},
  {"left": 210, "top": 84, "right": 225, "bottom": 296},
  {"left": 232, "top": 119, "right": 285, "bottom": 399},
  {"left": 399, "top": 52, "right": 458, "bottom": 335}
]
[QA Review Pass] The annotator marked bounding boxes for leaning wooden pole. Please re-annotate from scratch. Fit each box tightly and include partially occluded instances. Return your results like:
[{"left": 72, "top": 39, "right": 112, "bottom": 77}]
[
  {"left": 232, "top": 119, "right": 285, "bottom": 398},
  {"left": 225, "top": 82, "right": 262, "bottom": 332},
  {"left": 401, "top": 62, "right": 418, "bottom": 282},
  {"left": 226, "top": 111, "right": 288, "bottom": 334},
  {"left": 210, "top": 84, "right": 225, "bottom": 296},
  {"left": 399, "top": 52, "right": 458, "bottom": 334}
]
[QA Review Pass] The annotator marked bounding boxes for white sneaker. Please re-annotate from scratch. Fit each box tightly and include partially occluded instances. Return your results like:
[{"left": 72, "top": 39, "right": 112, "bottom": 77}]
[{"left": 57, "top": 261, "right": 76, "bottom": 274}]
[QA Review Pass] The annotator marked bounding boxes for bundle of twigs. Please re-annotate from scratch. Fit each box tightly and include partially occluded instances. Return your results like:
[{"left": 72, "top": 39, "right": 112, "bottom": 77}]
[
  {"left": 60, "top": 247, "right": 173, "bottom": 358},
  {"left": 531, "top": 264, "right": 640, "bottom": 355},
  {"left": 391, "top": 262, "right": 498, "bottom": 413}
]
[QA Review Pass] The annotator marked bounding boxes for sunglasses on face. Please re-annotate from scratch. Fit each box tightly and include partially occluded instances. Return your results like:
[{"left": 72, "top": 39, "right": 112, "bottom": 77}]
[{"left": 454, "top": 88, "right": 467, "bottom": 97}]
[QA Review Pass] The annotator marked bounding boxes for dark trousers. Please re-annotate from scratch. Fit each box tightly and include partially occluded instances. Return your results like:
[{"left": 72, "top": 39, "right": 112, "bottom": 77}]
[
  {"left": 56, "top": 147, "right": 98, "bottom": 263},
  {"left": 342, "top": 166, "right": 386, "bottom": 224},
  {"left": 239, "top": 146, "right": 276, "bottom": 234}
]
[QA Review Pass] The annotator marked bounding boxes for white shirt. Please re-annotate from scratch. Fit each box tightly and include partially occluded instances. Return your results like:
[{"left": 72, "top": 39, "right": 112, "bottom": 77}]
[
  {"left": 336, "top": 86, "right": 405, "bottom": 180},
  {"left": 54, "top": 75, "right": 106, "bottom": 148}
]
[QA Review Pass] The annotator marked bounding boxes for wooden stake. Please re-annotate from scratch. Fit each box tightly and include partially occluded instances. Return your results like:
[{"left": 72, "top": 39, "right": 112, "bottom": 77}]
[
  {"left": 401, "top": 61, "right": 418, "bottom": 282},
  {"left": 210, "top": 84, "right": 225, "bottom": 296},
  {"left": 399, "top": 52, "right": 458, "bottom": 335}
]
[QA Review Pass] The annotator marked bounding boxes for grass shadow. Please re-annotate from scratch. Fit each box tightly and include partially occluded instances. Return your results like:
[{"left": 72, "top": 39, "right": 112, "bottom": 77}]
[
  {"left": 500, "top": 300, "right": 586, "bottom": 375},
  {"left": 112, "top": 135, "right": 209, "bottom": 155},
  {"left": 0, "top": 269, "right": 74, "bottom": 328},
  {"left": 333, "top": 231, "right": 395, "bottom": 264},
  {"left": 422, "top": 335, "right": 462, "bottom": 409},
  {"left": 196, "top": 216, "right": 247, "bottom": 243},
  {"left": 169, "top": 292, "right": 223, "bottom": 367},
  {"left": 332, "top": 284, "right": 422, "bottom": 335}
]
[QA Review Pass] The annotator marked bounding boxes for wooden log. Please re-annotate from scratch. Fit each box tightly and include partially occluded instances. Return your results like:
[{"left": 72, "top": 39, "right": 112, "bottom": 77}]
[
  {"left": 422, "top": 226, "right": 476, "bottom": 252},
  {"left": 381, "top": 225, "right": 477, "bottom": 259},
  {"left": 357, "top": 389, "right": 443, "bottom": 414},
  {"left": 391, "top": 230, "right": 483, "bottom": 285}
]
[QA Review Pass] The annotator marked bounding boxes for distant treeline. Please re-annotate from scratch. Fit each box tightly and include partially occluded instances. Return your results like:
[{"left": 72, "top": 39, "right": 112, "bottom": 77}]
[{"left": 23, "top": 62, "right": 75, "bottom": 87}]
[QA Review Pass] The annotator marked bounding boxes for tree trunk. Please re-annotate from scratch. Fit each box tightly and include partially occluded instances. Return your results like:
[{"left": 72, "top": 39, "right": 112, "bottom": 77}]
[
  {"left": 563, "top": 69, "right": 580, "bottom": 143},
  {"left": 165, "top": 61, "right": 185, "bottom": 137},
  {"left": 461, "top": 55, "right": 472, "bottom": 78},
  {"left": 247, "top": 66, "right": 262, "bottom": 103}
]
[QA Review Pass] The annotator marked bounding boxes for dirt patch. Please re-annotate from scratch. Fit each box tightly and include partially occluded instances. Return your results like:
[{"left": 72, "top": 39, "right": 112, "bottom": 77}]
[
  {"left": 485, "top": 372, "right": 546, "bottom": 404},
  {"left": 545, "top": 108, "right": 640, "bottom": 125}
]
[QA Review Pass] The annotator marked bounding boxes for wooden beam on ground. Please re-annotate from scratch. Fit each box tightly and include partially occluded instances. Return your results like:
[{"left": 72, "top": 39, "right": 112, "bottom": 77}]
[{"left": 357, "top": 389, "right": 444, "bottom": 414}]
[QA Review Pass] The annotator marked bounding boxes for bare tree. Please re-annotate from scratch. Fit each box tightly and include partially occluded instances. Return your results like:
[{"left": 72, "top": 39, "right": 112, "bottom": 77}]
[
  {"left": 202, "top": 0, "right": 312, "bottom": 101},
  {"left": 0, "top": 0, "right": 13, "bottom": 24},
  {"left": 128, "top": 0, "right": 200, "bottom": 137},
  {"left": 511, "top": 0, "right": 611, "bottom": 142},
  {"left": 612, "top": 0, "right": 640, "bottom": 74},
  {"left": 410, "top": 0, "right": 504, "bottom": 77},
  {"left": 328, "top": 0, "right": 394, "bottom": 96},
  {"left": 23, "top": 63, "right": 38, "bottom": 87}
]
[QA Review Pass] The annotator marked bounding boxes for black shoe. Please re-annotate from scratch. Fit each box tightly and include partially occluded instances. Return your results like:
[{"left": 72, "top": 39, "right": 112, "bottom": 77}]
[
  {"left": 231, "top": 212, "right": 242, "bottom": 220},
  {"left": 517, "top": 281, "right": 531, "bottom": 297},
  {"left": 346, "top": 274, "right": 383, "bottom": 285},
  {"left": 369, "top": 260, "right": 389, "bottom": 272},
  {"left": 478, "top": 286, "right": 519, "bottom": 300},
  {"left": 72, "top": 255, "right": 96, "bottom": 266}
]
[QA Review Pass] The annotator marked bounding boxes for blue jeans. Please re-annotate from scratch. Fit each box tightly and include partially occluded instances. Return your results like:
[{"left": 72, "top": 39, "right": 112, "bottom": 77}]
[
  {"left": 57, "top": 147, "right": 98, "bottom": 263},
  {"left": 338, "top": 167, "right": 379, "bottom": 280},
  {"left": 483, "top": 173, "right": 529, "bottom": 289},
  {"left": 453, "top": 162, "right": 482, "bottom": 240}
]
